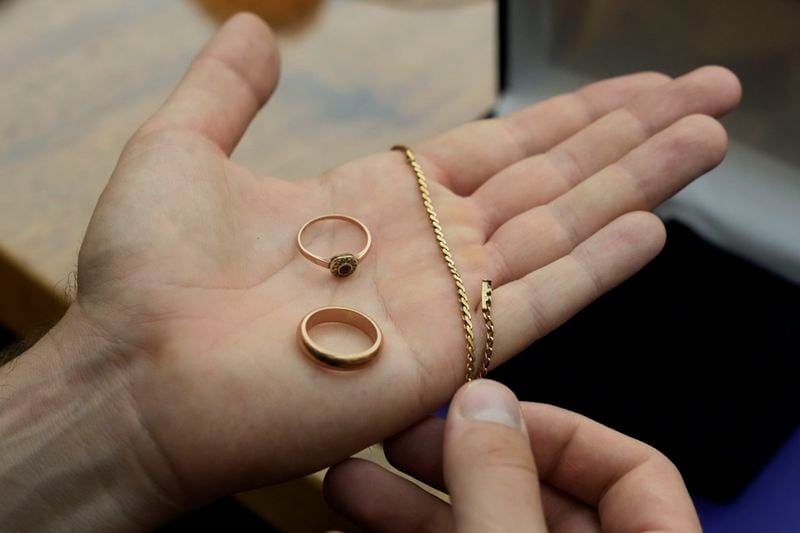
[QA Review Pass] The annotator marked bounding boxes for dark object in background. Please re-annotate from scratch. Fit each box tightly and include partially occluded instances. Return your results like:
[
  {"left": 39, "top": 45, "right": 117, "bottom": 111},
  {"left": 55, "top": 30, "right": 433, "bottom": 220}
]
[
  {"left": 0, "top": 325, "right": 19, "bottom": 366},
  {"left": 194, "top": 0, "right": 322, "bottom": 30},
  {"left": 494, "top": 220, "right": 800, "bottom": 502},
  {"left": 0, "top": 326, "right": 14, "bottom": 349},
  {"left": 157, "top": 498, "right": 277, "bottom": 532}
]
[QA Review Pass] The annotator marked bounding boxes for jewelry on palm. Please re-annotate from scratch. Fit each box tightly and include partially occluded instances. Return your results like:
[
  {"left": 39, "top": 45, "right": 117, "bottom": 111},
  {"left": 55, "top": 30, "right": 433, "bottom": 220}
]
[
  {"left": 296, "top": 214, "right": 381, "bottom": 369},
  {"left": 392, "top": 145, "right": 495, "bottom": 382},
  {"left": 294, "top": 147, "right": 495, "bottom": 380},
  {"left": 296, "top": 214, "right": 371, "bottom": 278},
  {"left": 297, "top": 306, "right": 382, "bottom": 369}
]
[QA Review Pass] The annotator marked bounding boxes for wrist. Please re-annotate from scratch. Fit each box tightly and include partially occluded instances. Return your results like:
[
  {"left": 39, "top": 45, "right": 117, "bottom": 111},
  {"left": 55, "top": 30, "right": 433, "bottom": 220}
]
[{"left": 0, "top": 303, "right": 183, "bottom": 532}]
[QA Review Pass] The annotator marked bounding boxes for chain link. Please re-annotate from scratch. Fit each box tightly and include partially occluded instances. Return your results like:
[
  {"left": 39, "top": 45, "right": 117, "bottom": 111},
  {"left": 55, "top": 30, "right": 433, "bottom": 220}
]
[
  {"left": 392, "top": 145, "right": 494, "bottom": 381},
  {"left": 480, "top": 279, "right": 494, "bottom": 378}
]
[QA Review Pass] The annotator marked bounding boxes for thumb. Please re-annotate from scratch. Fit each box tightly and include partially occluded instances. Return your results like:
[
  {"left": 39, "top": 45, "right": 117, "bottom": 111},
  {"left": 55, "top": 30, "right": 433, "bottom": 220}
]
[{"left": 444, "top": 379, "right": 547, "bottom": 533}]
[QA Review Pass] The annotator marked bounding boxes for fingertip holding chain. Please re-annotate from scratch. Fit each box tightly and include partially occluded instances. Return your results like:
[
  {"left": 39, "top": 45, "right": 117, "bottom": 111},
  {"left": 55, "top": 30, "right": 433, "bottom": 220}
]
[{"left": 392, "top": 145, "right": 494, "bottom": 382}]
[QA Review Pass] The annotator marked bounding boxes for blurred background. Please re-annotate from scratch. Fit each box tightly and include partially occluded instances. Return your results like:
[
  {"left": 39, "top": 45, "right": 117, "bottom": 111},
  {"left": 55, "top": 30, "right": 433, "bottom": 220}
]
[
  {"left": 1, "top": 0, "right": 798, "bottom": 531},
  {"left": 495, "top": 2, "right": 800, "bottom": 532}
]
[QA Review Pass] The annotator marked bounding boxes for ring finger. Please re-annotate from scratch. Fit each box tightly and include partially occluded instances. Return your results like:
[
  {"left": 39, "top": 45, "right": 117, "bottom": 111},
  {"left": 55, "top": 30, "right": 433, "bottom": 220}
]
[
  {"left": 486, "top": 113, "right": 727, "bottom": 285},
  {"left": 471, "top": 66, "right": 741, "bottom": 236}
]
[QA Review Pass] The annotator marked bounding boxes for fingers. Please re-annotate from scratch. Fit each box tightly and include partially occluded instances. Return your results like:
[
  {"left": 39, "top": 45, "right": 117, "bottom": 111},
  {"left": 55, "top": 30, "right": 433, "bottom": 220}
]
[
  {"left": 487, "top": 113, "right": 726, "bottom": 285},
  {"left": 538, "top": 485, "right": 600, "bottom": 533},
  {"left": 324, "top": 458, "right": 454, "bottom": 533},
  {"left": 444, "top": 380, "right": 547, "bottom": 533},
  {"left": 416, "top": 72, "right": 670, "bottom": 195},
  {"left": 385, "top": 416, "right": 447, "bottom": 490},
  {"left": 520, "top": 403, "right": 701, "bottom": 532},
  {"left": 385, "top": 398, "right": 698, "bottom": 532},
  {"left": 491, "top": 211, "right": 666, "bottom": 363},
  {"left": 135, "top": 13, "right": 280, "bottom": 155},
  {"left": 473, "top": 66, "right": 741, "bottom": 233},
  {"left": 334, "top": 387, "right": 694, "bottom": 533},
  {"left": 385, "top": 417, "right": 602, "bottom": 532}
]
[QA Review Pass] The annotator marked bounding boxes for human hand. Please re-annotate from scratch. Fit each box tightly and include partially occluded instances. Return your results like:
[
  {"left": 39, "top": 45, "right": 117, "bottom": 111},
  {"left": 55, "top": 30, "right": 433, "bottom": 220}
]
[
  {"left": 1, "top": 12, "right": 739, "bottom": 530},
  {"left": 326, "top": 379, "right": 701, "bottom": 532}
]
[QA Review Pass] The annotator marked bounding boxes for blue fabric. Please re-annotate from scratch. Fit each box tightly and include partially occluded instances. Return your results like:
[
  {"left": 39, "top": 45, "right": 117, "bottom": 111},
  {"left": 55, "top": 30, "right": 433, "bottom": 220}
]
[{"left": 696, "top": 426, "right": 800, "bottom": 532}]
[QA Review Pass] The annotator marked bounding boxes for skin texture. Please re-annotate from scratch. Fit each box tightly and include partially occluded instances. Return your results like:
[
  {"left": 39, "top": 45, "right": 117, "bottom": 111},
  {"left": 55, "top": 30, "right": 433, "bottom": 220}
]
[
  {"left": 0, "top": 12, "right": 740, "bottom": 532},
  {"left": 326, "top": 380, "right": 702, "bottom": 532}
]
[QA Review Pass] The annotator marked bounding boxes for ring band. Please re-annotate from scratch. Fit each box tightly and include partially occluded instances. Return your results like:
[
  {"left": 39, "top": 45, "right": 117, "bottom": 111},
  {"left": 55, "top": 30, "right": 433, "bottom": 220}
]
[
  {"left": 297, "top": 214, "right": 371, "bottom": 277},
  {"left": 298, "top": 306, "right": 382, "bottom": 369}
]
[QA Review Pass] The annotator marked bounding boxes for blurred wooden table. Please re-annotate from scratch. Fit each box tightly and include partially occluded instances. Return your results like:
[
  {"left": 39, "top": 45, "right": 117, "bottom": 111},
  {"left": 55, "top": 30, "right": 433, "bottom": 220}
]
[
  {"left": 0, "top": 0, "right": 495, "bottom": 334},
  {"left": 0, "top": 0, "right": 494, "bottom": 530}
]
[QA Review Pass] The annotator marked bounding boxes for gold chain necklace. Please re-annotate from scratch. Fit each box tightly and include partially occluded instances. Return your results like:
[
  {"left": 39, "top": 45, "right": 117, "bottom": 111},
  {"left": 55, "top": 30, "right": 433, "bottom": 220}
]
[{"left": 392, "top": 145, "right": 494, "bottom": 381}]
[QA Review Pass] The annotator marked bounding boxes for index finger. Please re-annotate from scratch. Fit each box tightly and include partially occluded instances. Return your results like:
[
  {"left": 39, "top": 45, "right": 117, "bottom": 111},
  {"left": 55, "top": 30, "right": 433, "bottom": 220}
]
[{"left": 523, "top": 403, "right": 701, "bottom": 532}]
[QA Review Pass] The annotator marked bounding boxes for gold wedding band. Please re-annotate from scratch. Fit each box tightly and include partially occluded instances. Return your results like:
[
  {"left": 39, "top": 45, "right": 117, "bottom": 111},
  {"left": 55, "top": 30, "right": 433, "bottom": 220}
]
[
  {"left": 298, "top": 306, "right": 383, "bottom": 369},
  {"left": 297, "top": 214, "right": 371, "bottom": 277}
]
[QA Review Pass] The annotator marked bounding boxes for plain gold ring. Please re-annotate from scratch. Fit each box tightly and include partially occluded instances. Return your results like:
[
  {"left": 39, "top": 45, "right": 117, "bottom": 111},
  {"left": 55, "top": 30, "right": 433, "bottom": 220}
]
[
  {"left": 297, "top": 214, "right": 371, "bottom": 277},
  {"left": 298, "top": 306, "right": 382, "bottom": 369}
]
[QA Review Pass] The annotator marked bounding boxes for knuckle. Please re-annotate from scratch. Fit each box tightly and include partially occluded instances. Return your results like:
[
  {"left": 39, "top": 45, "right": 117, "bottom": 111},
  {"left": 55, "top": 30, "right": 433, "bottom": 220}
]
[
  {"left": 649, "top": 448, "right": 682, "bottom": 476},
  {"left": 483, "top": 447, "right": 538, "bottom": 477}
]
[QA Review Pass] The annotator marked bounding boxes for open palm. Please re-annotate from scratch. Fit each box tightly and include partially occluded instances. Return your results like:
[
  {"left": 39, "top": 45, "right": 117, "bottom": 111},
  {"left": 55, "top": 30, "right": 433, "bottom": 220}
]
[{"left": 70, "top": 14, "right": 740, "bottom": 509}]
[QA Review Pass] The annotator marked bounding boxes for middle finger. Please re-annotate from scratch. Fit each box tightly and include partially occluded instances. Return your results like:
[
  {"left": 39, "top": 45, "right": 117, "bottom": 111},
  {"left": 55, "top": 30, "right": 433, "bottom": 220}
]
[
  {"left": 471, "top": 66, "right": 741, "bottom": 236},
  {"left": 485, "top": 113, "right": 727, "bottom": 285}
]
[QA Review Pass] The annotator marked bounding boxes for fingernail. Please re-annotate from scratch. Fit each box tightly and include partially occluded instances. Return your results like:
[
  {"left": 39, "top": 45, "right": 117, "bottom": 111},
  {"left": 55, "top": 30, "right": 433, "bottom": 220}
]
[{"left": 458, "top": 380, "right": 522, "bottom": 430}]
